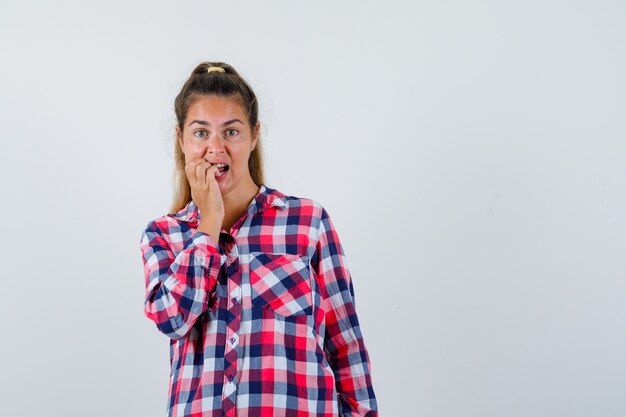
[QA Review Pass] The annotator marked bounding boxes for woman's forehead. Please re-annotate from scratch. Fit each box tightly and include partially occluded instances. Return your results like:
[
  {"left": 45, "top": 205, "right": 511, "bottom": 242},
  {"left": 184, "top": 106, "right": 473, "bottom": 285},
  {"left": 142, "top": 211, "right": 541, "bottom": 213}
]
[{"left": 187, "top": 95, "right": 247, "bottom": 122}]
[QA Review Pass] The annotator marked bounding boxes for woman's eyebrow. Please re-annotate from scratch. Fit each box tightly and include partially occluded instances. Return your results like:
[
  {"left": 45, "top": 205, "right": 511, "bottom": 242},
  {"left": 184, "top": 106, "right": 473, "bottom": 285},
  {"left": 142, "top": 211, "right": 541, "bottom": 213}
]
[{"left": 188, "top": 118, "right": 244, "bottom": 127}]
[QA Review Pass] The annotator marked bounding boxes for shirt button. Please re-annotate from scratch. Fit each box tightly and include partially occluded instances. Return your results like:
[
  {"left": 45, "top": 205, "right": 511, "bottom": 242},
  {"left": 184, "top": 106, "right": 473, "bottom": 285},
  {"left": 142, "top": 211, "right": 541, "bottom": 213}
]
[
  {"left": 227, "top": 334, "right": 239, "bottom": 347},
  {"left": 231, "top": 296, "right": 239, "bottom": 304}
]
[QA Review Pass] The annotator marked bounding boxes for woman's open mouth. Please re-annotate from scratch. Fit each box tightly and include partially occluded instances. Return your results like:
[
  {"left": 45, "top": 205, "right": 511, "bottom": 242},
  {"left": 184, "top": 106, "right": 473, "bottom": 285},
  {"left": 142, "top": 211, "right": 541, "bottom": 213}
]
[{"left": 216, "top": 163, "right": 230, "bottom": 177}]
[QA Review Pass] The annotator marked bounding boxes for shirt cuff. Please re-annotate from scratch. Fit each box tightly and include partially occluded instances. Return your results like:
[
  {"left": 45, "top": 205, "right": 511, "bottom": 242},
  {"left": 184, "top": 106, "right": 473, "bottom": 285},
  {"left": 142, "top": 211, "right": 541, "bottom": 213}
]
[{"left": 183, "top": 229, "right": 220, "bottom": 255}]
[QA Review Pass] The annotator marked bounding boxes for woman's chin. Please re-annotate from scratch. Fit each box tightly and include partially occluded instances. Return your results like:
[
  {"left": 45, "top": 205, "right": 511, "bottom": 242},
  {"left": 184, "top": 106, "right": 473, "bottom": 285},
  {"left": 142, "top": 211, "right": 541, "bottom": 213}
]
[{"left": 216, "top": 175, "right": 239, "bottom": 196}]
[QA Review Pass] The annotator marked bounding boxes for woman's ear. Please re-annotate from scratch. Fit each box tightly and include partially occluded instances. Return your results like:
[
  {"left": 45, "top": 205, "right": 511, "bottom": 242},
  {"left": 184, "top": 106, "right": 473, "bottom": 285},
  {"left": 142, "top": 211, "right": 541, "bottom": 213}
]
[{"left": 251, "top": 122, "right": 260, "bottom": 151}]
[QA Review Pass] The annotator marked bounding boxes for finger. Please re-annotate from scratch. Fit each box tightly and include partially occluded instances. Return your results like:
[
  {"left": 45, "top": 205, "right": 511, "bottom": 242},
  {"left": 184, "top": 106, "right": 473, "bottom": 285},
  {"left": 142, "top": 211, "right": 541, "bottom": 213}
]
[
  {"left": 195, "top": 161, "right": 213, "bottom": 185},
  {"left": 191, "top": 160, "right": 215, "bottom": 187},
  {"left": 185, "top": 158, "right": 205, "bottom": 169},
  {"left": 185, "top": 159, "right": 205, "bottom": 183},
  {"left": 184, "top": 163, "right": 194, "bottom": 183},
  {"left": 203, "top": 164, "right": 220, "bottom": 186}
]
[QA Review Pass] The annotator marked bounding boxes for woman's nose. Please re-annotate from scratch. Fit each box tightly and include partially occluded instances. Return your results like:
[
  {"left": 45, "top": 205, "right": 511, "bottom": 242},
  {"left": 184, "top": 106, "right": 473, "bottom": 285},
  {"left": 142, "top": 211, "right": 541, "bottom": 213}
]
[{"left": 205, "top": 134, "right": 225, "bottom": 154}]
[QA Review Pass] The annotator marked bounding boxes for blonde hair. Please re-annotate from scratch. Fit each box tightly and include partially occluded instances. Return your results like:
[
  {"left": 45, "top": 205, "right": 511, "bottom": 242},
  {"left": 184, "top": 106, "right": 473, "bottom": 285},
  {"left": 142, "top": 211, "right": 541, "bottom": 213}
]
[{"left": 169, "top": 61, "right": 265, "bottom": 214}]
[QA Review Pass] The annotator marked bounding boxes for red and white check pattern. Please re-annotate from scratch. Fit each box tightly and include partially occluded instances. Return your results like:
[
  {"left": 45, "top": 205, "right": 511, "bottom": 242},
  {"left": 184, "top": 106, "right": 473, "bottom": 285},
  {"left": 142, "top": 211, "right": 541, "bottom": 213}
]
[{"left": 140, "top": 184, "right": 378, "bottom": 417}]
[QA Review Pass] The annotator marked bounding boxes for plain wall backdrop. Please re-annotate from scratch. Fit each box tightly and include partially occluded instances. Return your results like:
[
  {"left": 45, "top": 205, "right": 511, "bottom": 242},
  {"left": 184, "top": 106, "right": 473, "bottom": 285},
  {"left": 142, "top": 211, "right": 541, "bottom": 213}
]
[{"left": 1, "top": 1, "right": 625, "bottom": 416}]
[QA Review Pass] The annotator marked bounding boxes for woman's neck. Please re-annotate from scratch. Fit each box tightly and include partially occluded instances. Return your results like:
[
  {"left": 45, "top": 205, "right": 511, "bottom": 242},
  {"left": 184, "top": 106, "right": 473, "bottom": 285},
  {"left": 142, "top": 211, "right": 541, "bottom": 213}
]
[{"left": 221, "top": 179, "right": 260, "bottom": 232}]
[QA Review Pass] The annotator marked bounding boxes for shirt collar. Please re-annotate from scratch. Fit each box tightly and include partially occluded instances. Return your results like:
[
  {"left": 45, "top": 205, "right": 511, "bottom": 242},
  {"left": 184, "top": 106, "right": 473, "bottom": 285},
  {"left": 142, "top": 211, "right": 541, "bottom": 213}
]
[{"left": 170, "top": 184, "right": 287, "bottom": 223}]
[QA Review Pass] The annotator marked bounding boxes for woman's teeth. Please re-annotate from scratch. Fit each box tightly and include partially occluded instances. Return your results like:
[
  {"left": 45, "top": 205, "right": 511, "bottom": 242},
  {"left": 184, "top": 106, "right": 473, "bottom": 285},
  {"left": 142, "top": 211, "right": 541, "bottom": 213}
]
[{"left": 215, "top": 163, "right": 229, "bottom": 176}]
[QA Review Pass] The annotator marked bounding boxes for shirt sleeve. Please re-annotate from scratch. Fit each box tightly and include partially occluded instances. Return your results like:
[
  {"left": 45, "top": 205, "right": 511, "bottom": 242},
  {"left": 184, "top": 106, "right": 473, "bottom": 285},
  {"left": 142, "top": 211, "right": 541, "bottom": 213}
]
[
  {"left": 313, "top": 207, "right": 378, "bottom": 417},
  {"left": 139, "top": 221, "right": 223, "bottom": 340}
]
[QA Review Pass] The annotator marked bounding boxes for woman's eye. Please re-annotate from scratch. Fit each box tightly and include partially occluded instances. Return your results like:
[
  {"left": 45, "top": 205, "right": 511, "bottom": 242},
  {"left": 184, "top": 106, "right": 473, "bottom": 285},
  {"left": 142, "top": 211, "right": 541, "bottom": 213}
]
[
  {"left": 194, "top": 130, "right": 207, "bottom": 138},
  {"left": 225, "top": 129, "right": 238, "bottom": 137}
]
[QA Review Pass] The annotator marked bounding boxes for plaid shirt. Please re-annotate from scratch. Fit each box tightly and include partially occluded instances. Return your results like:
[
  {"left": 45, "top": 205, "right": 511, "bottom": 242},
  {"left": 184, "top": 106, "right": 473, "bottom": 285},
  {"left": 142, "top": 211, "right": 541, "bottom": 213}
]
[{"left": 139, "top": 184, "right": 378, "bottom": 417}]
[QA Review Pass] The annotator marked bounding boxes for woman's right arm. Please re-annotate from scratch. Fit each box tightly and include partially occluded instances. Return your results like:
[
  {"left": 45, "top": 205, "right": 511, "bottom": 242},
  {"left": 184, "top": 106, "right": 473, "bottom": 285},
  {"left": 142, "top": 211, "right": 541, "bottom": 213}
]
[{"left": 139, "top": 221, "right": 223, "bottom": 340}]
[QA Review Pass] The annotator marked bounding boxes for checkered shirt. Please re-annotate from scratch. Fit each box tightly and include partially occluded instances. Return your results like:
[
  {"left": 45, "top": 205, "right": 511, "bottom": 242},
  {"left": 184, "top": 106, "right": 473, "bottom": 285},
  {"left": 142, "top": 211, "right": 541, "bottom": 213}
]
[{"left": 139, "top": 184, "right": 378, "bottom": 417}]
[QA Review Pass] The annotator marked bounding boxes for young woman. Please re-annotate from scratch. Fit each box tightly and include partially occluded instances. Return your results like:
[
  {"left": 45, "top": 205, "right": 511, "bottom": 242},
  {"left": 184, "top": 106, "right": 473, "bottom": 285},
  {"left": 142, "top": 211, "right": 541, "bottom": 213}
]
[{"left": 139, "top": 62, "right": 378, "bottom": 417}]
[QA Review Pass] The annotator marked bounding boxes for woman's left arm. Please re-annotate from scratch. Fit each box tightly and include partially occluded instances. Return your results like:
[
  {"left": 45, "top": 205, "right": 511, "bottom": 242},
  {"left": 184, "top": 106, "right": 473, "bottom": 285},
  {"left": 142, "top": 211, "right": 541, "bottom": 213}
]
[{"left": 313, "top": 206, "right": 378, "bottom": 417}]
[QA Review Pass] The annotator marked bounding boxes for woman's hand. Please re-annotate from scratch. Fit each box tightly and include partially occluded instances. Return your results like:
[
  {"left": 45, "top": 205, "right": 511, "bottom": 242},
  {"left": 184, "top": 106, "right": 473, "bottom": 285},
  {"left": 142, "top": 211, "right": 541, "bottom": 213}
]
[{"left": 184, "top": 158, "right": 224, "bottom": 244}]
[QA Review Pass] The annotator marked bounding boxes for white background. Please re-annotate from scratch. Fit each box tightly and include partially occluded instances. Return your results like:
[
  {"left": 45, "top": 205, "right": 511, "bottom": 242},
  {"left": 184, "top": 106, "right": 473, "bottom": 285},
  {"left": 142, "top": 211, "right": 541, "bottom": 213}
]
[{"left": 1, "top": 1, "right": 625, "bottom": 416}]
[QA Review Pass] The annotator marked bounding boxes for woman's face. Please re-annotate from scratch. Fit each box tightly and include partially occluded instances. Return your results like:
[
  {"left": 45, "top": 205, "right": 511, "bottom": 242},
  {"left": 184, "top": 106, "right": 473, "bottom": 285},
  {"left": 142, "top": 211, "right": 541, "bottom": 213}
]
[{"left": 177, "top": 95, "right": 259, "bottom": 197}]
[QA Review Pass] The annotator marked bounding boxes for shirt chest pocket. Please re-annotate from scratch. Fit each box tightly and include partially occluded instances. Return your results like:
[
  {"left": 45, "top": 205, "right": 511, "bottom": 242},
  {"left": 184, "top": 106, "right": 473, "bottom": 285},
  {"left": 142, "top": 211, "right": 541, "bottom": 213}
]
[{"left": 248, "top": 252, "right": 313, "bottom": 317}]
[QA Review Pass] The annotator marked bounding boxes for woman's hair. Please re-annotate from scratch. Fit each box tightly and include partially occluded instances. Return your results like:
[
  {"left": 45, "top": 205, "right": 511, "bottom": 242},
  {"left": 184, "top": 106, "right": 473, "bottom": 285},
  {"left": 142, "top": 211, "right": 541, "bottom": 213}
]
[{"left": 169, "top": 61, "right": 264, "bottom": 214}]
